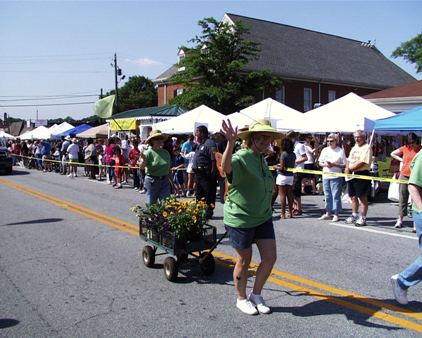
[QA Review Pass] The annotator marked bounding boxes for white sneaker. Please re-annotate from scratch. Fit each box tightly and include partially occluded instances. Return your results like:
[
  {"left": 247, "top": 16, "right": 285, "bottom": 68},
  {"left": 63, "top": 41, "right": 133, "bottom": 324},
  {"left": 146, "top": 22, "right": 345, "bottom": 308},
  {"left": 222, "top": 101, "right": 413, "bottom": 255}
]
[
  {"left": 236, "top": 298, "right": 258, "bottom": 315},
  {"left": 332, "top": 215, "right": 339, "bottom": 222},
  {"left": 345, "top": 215, "right": 357, "bottom": 224},
  {"left": 139, "top": 189, "right": 146, "bottom": 194},
  {"left": 67, "top": 173, "right": 73, "bottom": 178},
  {"left": 355, "top": 216, "right": 367, "bottom": 227},
  {"left": 394, "top": 219, "right": 403, "bottom": 228},
  {"left": 391, "top": 274, "right": 408, "bottom": 305},
  {"left": 318, "top": 214, "right": 332, "bottom": 220},
  {"left": 248, "top": 293, "right": 271, "bottom": 314}
]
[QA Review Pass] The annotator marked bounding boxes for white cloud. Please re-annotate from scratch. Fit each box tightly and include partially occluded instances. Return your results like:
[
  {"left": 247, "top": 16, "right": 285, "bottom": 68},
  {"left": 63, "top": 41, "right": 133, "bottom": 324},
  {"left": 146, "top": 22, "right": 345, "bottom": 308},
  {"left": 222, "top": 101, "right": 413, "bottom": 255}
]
[{"left": 126, "top": 58, "right": 163, "bottom": 67}]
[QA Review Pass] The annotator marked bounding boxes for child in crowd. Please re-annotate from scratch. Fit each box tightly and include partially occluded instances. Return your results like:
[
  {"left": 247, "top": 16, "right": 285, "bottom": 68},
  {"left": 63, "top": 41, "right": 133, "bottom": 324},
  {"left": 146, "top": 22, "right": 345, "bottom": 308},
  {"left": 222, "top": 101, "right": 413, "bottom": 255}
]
[
  {"left": 183, "top": 144, "right": 197, "bottom": 197},
  {"left": 113, "top": 145, "right": 125, "bottom": 189},
  {"left": 171, "top": 146, "right": 186, "bottom": 197}
]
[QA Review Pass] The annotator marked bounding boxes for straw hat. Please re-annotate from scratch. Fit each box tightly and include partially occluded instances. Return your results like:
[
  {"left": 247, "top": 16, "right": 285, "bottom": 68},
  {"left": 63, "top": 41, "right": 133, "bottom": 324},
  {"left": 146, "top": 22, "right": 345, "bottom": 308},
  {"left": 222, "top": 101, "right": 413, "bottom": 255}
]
[
  {"left": 237, "top": 119, "right": 281, "bottom": 140},
  {"left": 146, "top": 130, "right": 168, "bottom": 144}
]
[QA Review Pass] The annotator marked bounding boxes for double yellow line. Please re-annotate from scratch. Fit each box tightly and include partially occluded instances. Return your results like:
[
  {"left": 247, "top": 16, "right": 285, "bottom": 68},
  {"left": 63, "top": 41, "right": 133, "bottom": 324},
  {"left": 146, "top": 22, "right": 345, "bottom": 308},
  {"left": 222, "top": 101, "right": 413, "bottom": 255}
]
[{"left": 1, "top": 177, "right": 421, "bottom": 332}]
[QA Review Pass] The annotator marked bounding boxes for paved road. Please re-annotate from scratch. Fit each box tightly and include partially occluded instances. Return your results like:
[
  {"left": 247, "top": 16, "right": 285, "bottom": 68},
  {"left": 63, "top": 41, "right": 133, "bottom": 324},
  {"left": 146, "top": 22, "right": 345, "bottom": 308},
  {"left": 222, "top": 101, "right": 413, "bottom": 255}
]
[{"left": 0, "top": 167, "right": 421, "bottom": 337}]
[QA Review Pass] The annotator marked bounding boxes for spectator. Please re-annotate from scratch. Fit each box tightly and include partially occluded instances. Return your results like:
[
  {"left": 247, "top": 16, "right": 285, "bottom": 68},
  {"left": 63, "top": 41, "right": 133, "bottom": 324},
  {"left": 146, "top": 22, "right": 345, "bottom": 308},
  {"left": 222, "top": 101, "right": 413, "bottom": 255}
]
[
  {"left": 60, "top": 136, "right": 71, "bottom": 175},
  {"left": 66, "top": 138, "right": 80, "bottom": 178},
  {"left": 128, "top": 139, "right": 141, "bottom": 190},
  {"left": 276, "top": 138, "right": 296, "bottom": 219},
  {"left": 391, "top": 146, "right": 422, "bottom": 305},
  {"left": 171, "top": 146, "right": 186, "bottom": 197},
  {"left": 390, "top": 132, "right": 422, "bottom": 228},
  {"left": 84, "top": 138, "right": 98, "bottom": 180},
  {"left": 286, "top": 131, "right": 308, "bottom": 216},
  {"left": 113, "top": 145, "right": 125, "bottom": 189},
  {"left": 318, "top": 133, "right": 346, "bottom": 222},
  {"left": 345, "top": 130, "right": 373, "bottom": 226}
]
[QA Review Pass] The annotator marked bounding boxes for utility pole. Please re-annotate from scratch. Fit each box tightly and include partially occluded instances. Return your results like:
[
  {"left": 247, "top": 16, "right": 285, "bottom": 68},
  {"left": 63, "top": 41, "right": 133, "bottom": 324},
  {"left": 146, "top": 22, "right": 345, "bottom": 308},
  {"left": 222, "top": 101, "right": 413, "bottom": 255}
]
[
  {"left": 113, "top": 53, "right": 119, "bottom": 114},
  {"left": 111, "top": 53, "right": 125, "bottom": 114}
]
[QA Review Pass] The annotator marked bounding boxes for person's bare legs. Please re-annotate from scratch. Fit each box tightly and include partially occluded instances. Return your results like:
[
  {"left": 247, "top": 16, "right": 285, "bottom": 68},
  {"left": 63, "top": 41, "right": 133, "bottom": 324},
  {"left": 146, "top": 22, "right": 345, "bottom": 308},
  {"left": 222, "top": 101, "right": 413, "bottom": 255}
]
[
  {"left": 252, "top": 239, "right": 277, "bottom": 295},
  {"left": 233, "top": 247, "right": 253, "bottom": 300},
  {"left": 278, "top": 186, "right": 286, "bottom": 218},
  {"left": 358, "top": 195, "right": 368, "bottom": 217}
]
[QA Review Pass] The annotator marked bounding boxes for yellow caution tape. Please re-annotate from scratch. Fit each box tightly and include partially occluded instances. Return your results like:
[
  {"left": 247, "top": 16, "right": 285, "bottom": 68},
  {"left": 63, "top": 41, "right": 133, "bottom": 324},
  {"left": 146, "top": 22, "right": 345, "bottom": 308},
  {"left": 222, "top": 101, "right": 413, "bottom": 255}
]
[{"left": 12, "top": 154, "right": 407, "bottom": 184}]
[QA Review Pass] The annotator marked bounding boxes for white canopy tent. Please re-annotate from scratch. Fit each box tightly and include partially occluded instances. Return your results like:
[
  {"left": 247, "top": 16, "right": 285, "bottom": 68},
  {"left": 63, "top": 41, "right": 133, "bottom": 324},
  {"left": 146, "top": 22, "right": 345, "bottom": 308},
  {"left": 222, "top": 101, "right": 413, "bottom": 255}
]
[
  {"left": 76, "top": 124, "right": 109, "bottom": 138},
  {"left": 286, "top": 92, "right": 394, "bottom": 133},
  {"left": 51, "top": 122, "right": 74, "bottom": 138},
  {"left": 0, "top": 131, "right": 15, "bottom": 139},
  {"left": 153, "top": 105, "right": 226, "bottom": 134},
  {"left": 225, "top": 112, "right": 254, "bottom": 129},
  {"left": 20, "top": 126, "right": 52, "bottom": 140},
  {"left": 240, "top": 98, "right": 303, "bottom": 130},
  {"left": 48, "top": 124, "right": 59, "bottom": 134}
]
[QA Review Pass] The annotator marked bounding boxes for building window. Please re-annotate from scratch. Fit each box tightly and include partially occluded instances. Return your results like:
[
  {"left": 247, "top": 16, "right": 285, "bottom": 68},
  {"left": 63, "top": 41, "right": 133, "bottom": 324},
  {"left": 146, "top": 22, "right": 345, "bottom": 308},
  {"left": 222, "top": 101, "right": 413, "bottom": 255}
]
[
  {"left": 304, "top": 88, "right": 312, "bottom": 112},
  {"left": 173, "top": 88, "right": 184, "bottom": 97},
  {"left": 275, "top": 87, "right": 285, "bottom": 104},
  {"left": 328, "top": 90, "right": 336, "bottom": 102}
]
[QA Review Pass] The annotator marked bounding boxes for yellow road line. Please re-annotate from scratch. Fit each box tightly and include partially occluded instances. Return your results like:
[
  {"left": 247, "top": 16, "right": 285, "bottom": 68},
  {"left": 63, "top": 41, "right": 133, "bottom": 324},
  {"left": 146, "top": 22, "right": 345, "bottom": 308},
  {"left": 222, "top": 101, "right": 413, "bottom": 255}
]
[{"left": 1, "top": 177, "right": 421, "bottom": 332}]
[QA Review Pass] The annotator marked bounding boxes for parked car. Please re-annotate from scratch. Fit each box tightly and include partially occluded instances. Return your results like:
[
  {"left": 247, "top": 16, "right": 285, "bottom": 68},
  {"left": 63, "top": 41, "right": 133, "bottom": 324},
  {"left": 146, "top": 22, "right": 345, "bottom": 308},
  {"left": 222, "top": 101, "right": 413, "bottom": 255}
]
[{"left": 0, "top": 138, "right": 13, "bottom": 174}]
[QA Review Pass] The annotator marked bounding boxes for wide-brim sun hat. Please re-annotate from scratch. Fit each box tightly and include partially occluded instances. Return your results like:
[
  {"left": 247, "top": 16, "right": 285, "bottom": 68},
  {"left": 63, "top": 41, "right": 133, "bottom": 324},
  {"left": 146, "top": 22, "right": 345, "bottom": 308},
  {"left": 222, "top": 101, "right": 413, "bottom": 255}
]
[
  {"left": 237, "top": 119, "right": 281, "bottom": 140},
  {"left": 146, "top": 130, "right": 168, "bottom": 144}
]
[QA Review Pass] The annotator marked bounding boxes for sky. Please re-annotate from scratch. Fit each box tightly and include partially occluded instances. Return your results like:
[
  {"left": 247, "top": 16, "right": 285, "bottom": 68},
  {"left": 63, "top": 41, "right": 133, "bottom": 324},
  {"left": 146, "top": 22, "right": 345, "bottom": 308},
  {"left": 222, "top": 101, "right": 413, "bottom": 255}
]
[{"left": 0, "top": 0, "right": 421, "bottom": 121}]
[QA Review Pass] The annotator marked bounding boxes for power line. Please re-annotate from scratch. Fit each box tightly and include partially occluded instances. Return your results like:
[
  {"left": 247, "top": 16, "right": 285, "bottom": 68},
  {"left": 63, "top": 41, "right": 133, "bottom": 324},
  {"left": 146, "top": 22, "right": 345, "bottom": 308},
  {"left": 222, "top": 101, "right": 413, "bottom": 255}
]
[
  {"left": 0, "top": 101, "right": 95, "bottom": 108},
  {"left": 0, "top": 95, "right": 99, "bottom": 102},
  {"left": 0, "top": 91, "right": 100, "bottom": 98}
]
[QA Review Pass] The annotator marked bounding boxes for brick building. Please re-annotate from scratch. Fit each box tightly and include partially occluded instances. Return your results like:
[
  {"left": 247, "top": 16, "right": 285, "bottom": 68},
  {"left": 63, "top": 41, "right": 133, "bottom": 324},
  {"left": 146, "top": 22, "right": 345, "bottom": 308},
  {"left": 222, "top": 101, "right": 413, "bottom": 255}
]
[{"left": 155, "top": 13, "right": 415, "bottom": 113}]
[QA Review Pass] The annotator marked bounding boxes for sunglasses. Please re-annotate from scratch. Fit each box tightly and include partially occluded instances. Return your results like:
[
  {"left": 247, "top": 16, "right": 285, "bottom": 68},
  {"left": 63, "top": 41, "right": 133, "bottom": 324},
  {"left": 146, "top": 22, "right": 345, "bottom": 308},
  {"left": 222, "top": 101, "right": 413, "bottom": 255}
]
[{"left": 327, "top": 140, "right": 335, "bottom": 143}]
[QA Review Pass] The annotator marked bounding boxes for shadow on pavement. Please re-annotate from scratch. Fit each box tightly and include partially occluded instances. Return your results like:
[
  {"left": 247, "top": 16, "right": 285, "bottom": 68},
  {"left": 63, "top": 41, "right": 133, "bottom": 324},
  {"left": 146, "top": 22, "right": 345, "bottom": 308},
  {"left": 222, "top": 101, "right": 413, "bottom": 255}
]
[
  {"left": 270, "top": 291, "right": 422, "bottom": 331},
  {"left": 2, "top": 218, "right": 64, "bottom": 226},
  {"left": 0, "top": 318, "right": 20, "bottom": 329}
]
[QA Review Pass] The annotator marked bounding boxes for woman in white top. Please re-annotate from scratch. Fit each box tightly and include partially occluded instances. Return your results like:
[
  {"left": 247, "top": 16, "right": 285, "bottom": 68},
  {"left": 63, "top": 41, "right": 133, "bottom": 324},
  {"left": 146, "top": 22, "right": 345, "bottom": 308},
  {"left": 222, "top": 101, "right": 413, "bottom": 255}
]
[{"left": 318, "top": 133, "right": 346, "bottom": 222}]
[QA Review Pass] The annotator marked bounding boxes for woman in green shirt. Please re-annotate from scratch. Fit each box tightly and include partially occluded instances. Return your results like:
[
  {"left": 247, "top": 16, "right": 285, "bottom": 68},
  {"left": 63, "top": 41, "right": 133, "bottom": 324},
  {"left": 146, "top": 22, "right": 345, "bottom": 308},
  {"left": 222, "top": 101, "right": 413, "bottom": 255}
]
[
  {"left": 140, "top": 130, "right": 171, "bottom": 205},
  {"left": 221, "top": 119, "right": 281, "bottom": 315}
]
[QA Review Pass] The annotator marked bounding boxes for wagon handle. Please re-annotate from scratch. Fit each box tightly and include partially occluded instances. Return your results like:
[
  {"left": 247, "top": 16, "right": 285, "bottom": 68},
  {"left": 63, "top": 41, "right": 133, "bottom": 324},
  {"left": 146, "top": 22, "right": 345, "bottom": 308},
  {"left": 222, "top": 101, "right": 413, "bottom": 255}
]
[{"left": 199, "top": 231, "right": 227, "bottom": 264}]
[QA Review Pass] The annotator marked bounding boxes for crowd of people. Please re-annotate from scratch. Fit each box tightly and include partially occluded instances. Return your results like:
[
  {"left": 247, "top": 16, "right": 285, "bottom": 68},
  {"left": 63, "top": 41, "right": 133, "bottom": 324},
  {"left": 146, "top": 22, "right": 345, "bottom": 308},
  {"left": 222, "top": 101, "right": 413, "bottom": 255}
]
[{"left": 5, "top": 122, "right": 422, "bottom": 313}]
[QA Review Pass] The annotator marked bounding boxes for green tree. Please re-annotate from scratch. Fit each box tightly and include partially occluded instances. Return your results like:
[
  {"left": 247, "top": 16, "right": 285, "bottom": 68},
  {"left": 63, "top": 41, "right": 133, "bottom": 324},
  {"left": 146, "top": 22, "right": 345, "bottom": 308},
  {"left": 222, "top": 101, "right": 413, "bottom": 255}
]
[
  {"left": 168, "top": 17, "right": 282, "bottom": 114},
  {"left": 392, "top": 33, "right": 422, "bottom": 73},
  {"left": 106, "top": 75, "right": 157, "bottom": 113}
]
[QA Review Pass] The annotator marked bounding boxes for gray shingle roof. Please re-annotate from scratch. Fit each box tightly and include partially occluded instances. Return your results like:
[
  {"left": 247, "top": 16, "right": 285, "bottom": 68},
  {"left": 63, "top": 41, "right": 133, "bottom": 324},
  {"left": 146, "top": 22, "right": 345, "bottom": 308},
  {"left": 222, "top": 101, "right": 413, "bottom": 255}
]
[
  {"left": 155, "top": 13, "right": 415, "bottom": 89},
  {"left": 110, "top": 105, "right": 187, "bottom": 119},
  {"left": 226, "top": 13, "right": 414, "bottom": 89}
]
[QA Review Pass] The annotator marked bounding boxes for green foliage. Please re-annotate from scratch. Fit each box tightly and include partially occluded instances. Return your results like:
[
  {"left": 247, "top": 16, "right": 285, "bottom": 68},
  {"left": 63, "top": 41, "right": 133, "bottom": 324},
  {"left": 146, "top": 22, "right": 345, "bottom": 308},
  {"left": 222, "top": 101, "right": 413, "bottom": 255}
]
[
  {"left": 169, "top": 17, "right": 282, "bottom": 114},
  {"left": 105, "top": 75, "right": 157, "bottom": 112},
  {"left": 392, "top": 33, "right": 422, "bottom": 73},
  {"left": 131, "top": 196, "right": 208, "bottom": 239}
]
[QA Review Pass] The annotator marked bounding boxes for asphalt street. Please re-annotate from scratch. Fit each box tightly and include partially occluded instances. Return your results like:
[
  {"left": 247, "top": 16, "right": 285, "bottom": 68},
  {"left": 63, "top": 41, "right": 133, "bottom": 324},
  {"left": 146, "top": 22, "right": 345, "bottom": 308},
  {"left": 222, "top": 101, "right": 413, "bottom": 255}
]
[{"left": 0, "top": 167, "right": 421, "bottom": 337}]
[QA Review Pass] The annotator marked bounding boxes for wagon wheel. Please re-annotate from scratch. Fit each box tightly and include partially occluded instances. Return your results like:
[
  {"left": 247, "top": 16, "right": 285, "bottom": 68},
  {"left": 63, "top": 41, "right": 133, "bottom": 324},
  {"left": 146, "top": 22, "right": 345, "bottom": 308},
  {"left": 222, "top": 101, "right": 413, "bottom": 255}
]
[
  {"left": 142, "top": 245, "right": 155, "bottom": 267},
  {"left": 199, "top": 252, "right": 215, "bottom": 275},
  {"left": 163, "top": 257, "right": 178, "bottom": 282}
]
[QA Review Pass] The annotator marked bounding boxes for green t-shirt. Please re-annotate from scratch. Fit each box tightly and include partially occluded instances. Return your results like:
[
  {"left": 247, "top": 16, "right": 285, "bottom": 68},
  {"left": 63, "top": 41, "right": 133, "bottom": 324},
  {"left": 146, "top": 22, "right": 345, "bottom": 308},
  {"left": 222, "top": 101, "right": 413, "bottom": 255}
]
[
  {"left": 144, "top": 148, "right": 171, "bottom": 177},
  {"left": 224, "top": 148, "right": 274, "bottom": 228},
  {"left": 409, "top": 150, "right": 422, "bottom": 213}
]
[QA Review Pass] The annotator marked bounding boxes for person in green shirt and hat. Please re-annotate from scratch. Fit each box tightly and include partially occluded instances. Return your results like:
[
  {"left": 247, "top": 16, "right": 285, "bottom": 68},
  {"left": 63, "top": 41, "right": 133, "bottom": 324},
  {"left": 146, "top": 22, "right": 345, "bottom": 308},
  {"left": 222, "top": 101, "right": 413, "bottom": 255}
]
[
  {"left": 140, "top": 130, "right": 171, "bottom": 205},
  {"left": 220, "top": 118, "right": 281, "bottom": 315}
]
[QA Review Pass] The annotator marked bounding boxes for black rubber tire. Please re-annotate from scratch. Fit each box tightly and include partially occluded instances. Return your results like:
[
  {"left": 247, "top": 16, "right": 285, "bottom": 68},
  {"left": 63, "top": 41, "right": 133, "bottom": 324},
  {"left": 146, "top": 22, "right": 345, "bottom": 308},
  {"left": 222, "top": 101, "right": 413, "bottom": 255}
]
[
  {"left": 199, "top": 252, "right": 215, "bottom": 275},
  {"left": 163, "top": 257, "right": 178, "bottom": 282},
  {"left": 142, "top": 245, "right": 155, "bottom": 267}
]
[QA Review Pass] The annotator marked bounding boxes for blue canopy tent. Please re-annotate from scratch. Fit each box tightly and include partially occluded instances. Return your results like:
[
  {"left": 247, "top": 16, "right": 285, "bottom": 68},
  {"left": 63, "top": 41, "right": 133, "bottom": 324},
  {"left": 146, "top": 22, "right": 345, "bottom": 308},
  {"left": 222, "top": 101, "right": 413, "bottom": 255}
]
[
  {"left": 52, "top": 124, "right": 92, "bottom": 139},
  {"left": 374, "top": 105, "right": 422, "bottom": 131}
]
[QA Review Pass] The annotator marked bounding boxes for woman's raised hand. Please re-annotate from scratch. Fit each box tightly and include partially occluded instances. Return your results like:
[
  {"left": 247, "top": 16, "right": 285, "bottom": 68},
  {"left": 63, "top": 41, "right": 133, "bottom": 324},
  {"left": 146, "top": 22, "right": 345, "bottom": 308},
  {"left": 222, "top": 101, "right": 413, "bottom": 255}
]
[{"left": 221, "top": 119, "right": 238, "bottom": 143}]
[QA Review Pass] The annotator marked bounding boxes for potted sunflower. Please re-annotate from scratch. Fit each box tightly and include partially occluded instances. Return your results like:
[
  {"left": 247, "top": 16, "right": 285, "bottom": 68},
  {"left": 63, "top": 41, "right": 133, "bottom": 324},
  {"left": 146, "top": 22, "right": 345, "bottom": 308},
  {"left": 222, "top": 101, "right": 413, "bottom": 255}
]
[{"left": 131, "top": 197, "right": 210, "bottom": 248}]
